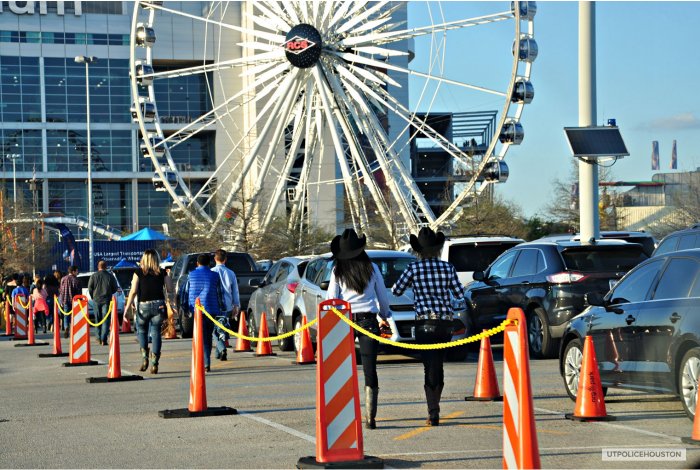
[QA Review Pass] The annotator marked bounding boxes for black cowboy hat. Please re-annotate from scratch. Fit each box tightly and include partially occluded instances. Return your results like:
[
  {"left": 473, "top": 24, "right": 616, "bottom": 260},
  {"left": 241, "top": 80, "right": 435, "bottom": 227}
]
[
  {"left": 410, "top": 227, "right": 445, "bottom": 253},
  {"left": 330, "top": 229, "right": 367, "bottom": 260}
]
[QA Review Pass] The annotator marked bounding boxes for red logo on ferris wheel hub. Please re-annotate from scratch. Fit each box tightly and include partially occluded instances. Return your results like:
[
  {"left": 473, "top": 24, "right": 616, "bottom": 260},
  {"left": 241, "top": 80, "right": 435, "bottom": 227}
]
[{"left": 284, "top": 36, "right": 316, "bottom": 55}]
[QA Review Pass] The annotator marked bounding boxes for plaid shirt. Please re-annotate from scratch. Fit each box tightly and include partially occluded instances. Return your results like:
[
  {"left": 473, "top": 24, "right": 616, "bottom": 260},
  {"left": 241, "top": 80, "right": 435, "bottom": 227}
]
[
  {"left": 392, "top": 257, "right": 465, "bottom": 320},
  {"left": 59, "top": 274, "right": 80, "bottom": 306}
]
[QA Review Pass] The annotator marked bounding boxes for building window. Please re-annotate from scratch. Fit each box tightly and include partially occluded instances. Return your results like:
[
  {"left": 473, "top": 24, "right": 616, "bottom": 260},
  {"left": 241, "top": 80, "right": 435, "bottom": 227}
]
[
  {"left": 0, "top": 129, "right": 42, "bottom": 172},
  {"left": 0, "top": 56, "right": 41, "bottom": 123},
  {"left": 47, "top": 129, "right": 132, "bottom": 173}
]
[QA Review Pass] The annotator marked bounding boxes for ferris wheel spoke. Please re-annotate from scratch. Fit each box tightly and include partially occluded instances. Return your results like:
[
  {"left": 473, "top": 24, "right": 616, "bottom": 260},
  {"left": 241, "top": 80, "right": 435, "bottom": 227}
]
[
  {"left": 279, "top": 0, "right": 302, "bottom": 24},
  {"left": 322, "top": 66, "right": 394, "bottom": 233},
  {"left": 326, "top": 1, "right": 355, "bottom": 31},
  {"left": 245, "top": 10, "right": 291, "bottom": 34},
  {"left": 145, "top": 2, "right": 286, "bottom": 44},
  {"left": 335, "top": 1, "right": 390, "bottom": 35},
  {"left": 340, "top": 11, "right": 513, "bottom": 48},
  {"left": 288, "top": 84, "right": 318, "bottom": 231}
]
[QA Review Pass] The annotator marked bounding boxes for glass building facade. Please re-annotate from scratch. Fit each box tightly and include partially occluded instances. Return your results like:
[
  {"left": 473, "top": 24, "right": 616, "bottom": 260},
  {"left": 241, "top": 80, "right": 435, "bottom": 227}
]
[{"left": 0, "top": 2, "right": 214, "bottom": 237}]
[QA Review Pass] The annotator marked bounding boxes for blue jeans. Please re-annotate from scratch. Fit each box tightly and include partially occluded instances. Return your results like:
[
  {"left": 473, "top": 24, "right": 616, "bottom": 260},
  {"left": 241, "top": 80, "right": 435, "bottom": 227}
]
[
  {"left": 214, "top": 315, "right": 230, "bottom": 357},
  {"left": 202, "top": 315, "right": 215, "bottom": 368},
  {"left": 94, "top": 302, "right": 111, "bottom": 343},
  {"left": 136, "top": 300, "right": 165, "bottom": 355},
  {"left": 62, "top": 303, "right": 72, "bottom": 330}
]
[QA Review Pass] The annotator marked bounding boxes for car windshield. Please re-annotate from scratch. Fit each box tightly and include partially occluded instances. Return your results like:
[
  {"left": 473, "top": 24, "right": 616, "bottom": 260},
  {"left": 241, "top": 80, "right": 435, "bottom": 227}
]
[
  {"left": 561, "top": 246, "right": 648, "bottom": 272},
  {"left": 113, "top": 269, "right": 137, "bottom": 290},
  {"left": 448, "top": 242, "right": 520, "bottom": 272},
  {"left": 371, "top": 256, "right": 416, "bottom": 288}
]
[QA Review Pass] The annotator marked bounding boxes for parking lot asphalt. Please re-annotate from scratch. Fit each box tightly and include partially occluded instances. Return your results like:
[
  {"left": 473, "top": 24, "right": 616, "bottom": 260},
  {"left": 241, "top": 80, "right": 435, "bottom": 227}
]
[{"left": 1, "top": 332, "right": 698, "bottom": 469}]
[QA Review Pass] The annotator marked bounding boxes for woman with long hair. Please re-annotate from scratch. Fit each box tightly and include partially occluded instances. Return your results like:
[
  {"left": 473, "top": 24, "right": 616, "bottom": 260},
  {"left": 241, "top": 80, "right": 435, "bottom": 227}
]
[
  {"left": 326, "top": 229, "right": 390, "bottom": 429},
  {"left": 124, "top": 249, "right": 174, "bottom": 374},
  {"left": 392, "top": 227, "right": 465, "bottom": 426}
]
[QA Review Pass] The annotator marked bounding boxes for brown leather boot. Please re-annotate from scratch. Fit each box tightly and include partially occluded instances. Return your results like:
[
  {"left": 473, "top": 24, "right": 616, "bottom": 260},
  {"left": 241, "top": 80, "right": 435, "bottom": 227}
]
[{"left": 140, "top": 348, "right": 149, "bottom": 372}]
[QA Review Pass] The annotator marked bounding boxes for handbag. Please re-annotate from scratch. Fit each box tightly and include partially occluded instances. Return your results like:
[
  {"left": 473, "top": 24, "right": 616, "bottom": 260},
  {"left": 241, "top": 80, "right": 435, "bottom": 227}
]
[{"left": 415, "top": 319, "right": 454, "bottom": 344}]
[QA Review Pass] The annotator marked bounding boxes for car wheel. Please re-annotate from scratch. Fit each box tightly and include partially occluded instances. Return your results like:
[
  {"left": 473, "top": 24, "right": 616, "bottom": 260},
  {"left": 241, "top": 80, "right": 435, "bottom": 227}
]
[
  {"left": 293, "top": 316, "right": 303, "bottom": 353},
  {"left": 528, "top": 308, "right": 554, "bottom": 359},
  {"left": 446, "top": 345, "right": 469, "bottom": 362},
  {"left": 247, "top": 311, "right": 258, "bottom": 339},
  {"left": 679, "top": 347, "right": 700, "bottom": 420},
  {"left": 562, "top": 338, "right": 583, "bottom": 400},
  {"left": 277, "top": 314, "right": 293, "bottom": 352}
]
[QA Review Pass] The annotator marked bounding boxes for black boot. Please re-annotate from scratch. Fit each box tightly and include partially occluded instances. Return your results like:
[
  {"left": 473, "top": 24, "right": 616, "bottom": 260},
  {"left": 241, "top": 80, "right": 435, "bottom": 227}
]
[
  {"left": 365, "top": 386, "right": 378, "bottom": 429},
  {"left": 424, "top": 384, "right": 442, "bottom": 426},
  {"left": 140, "top": 348, "right": 149, "bottom": 372}
]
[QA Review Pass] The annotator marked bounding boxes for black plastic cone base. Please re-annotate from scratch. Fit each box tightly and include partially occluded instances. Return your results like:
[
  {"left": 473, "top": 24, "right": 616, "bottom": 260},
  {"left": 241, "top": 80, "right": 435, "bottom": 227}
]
[
  {"left": 565, "top": 412, "right": 616, "bottom": 422},
  {"left": 292, "top": 360, "right": 316, "bottom": 365},
  {"left": 62, "top": 360, "right": 99, "bottom": 367},
  {"left": 682, "top": 437, "right": 700, "bottom": 445},
  {"left": 86, "top": 374, "right": 144, "bottom": 383},
  {"left": 297, "top": 455, "right": 383, "bottom": 469},
  {"left": 465, "top": 395, "right": 503, "bottom": 402},
  {"left": 254, "top": 352, "right": 277, "bottom": 357},
  {"left": 158, "top": 406, "right": 237, "bottom": 419},
  {"left": 38, "top": 352, "right": 69, "bottom": 357},
  {"left": 15, "top": 341, "right": 50, "bottom": 347}
]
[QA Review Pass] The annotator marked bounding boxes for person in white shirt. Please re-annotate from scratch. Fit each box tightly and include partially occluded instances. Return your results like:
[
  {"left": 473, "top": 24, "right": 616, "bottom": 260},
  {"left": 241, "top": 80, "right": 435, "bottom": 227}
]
[
  {"left": 326, "top": 229, "right": 390, "bottom": 430},
  {"left": 211, "top": 249, "right": 240, "bottom": 362}
]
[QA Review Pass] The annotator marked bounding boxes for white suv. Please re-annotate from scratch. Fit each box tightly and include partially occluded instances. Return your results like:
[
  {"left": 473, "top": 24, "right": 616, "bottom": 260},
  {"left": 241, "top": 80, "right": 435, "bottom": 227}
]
[{"left": 401, "top": 235, "right": 525, "bottom": 284}]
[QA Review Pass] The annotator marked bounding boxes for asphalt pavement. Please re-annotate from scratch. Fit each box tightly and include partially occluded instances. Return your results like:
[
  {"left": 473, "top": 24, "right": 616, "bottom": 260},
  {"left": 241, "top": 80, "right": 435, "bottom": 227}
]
[{"left": 1, "top": 331, "right": 698, "bottom": 469}]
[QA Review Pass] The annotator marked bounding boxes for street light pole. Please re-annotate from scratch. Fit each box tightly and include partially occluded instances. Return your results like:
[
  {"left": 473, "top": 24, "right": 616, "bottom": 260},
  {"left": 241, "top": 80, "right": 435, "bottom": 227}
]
[
  {"left": 6, "top": 153, "right": 20, "bottom": 220},
  {"left": 75, "top": 55, "right": 97, "bottom": 272}
]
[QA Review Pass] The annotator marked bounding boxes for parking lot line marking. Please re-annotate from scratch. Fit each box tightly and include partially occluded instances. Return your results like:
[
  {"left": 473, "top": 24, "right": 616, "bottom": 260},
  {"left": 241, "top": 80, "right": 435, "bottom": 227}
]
[
  {"left": 534, "top": 406, "right": 682, "bottom": 442},
  {"left": 457, "top": 423, "right": 567, "bottom": 435},
  {"left": 239, "top": 411, "right": 315, "bottom": 444},
  {"left": 394, "top": 411, "right": 464, "bottom": 441}
]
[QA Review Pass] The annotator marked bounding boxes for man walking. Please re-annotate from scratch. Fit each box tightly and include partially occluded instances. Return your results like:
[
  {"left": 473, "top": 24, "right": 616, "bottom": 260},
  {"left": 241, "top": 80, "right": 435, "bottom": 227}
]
[
  {"left": 184, "top": 253, "right": 223, "bottom": 372},
  {"left": 88, "top": 260, "right": 118, "bottom": 346},
  {"left": 59, "top": 265, "right": 80, "bottom": 338},
  {"left": 211, "top": 249, "right": 240, "bottom": 362}
]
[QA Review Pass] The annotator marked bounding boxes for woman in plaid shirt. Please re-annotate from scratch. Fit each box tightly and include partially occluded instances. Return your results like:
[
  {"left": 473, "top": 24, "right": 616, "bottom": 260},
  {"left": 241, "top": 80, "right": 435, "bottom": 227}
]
[{"left": 392, "top": 227, "right": 465, "bottom": 426}]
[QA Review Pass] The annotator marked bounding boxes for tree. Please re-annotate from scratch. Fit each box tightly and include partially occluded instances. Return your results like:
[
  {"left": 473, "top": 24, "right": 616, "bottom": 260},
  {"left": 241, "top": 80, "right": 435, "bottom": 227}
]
[{"left": 451, "top": 193, "right": 529, "bottom": 239}]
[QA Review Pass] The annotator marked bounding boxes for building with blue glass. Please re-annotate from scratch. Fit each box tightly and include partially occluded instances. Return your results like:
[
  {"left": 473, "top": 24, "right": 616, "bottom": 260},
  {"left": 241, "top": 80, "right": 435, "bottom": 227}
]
[{"left": 0, "top": 1, "right": 212, "bottom": 239}]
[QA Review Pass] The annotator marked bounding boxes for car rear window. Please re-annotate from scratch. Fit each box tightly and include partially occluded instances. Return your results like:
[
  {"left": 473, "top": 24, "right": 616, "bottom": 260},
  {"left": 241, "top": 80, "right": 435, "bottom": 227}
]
[
  {"left": 113, "top": 269, "right": 136, "bottom": 289},
  {"left": 448, "top": 242, "right": 521, "bottom": 272},
  {"left": 561, "top": 246, "right": 648, "bottom": 272},
  {"left": 372, "top": 256, "right": 416, "bottom": 288}
]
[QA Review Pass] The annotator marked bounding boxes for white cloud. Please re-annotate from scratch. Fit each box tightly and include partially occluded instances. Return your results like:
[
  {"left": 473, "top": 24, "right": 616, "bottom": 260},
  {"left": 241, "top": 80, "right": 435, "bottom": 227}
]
[{"left": 646, "top": 113, "right": 700, "bottom": 130}]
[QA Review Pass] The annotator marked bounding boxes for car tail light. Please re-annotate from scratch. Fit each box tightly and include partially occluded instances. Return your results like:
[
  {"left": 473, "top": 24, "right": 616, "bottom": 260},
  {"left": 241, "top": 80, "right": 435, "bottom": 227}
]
[
  {"left": 546, "top": 272, "right": 588, "bottom": 284},
  {"left": 286, "top": 282, "right": 299, "bottom": 293}
]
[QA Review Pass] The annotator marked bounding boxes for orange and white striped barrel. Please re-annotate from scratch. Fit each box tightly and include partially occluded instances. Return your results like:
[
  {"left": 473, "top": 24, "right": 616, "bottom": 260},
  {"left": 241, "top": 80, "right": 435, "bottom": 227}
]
[
  {"left": 13, "top": 294, "right": 28, "bottom": 340},
  {"left": 69, "top": 295, "right": 92, "bottom": 365},
  {"left": 315, "top": 299, "right": 363, "bottom": 464},
  {"left": 503, "top": 307, "right": 540, "bottom": 469}
]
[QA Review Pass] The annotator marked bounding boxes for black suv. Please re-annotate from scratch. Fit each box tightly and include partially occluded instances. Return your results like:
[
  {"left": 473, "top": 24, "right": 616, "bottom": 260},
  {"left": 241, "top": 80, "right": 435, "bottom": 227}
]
[
  {"left": 653, "top": 224, "right": 700, "bottom": 256},
  {"left": 465, "top": 240, "right": 648, "bottom": 358},
  {"left": 538, "top": 231, "right": 656, "bottom": 257}
]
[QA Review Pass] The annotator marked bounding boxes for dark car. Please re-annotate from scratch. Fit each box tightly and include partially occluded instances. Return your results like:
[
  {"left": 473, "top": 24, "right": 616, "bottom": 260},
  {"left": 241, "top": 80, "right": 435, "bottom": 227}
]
[
  {"left": 559, "top": 249, "right": 700, "bottom": 420},
  {"left": 653, "top": 224, "right": 700, "bottom": 257},
  {"left": 538, "top": 231, "right": 656, "bottom": 257},
  {"left": 466, "top": 240, "right": 648, "bottom": 358}
]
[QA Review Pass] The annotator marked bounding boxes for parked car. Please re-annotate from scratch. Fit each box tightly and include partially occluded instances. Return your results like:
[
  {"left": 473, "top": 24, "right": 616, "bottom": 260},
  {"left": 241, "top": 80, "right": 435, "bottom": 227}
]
[
  {"left": 559, "top": 249, "right": 700, "bottom": 420},
  {"left": 402, "top": 235, "right": 524, "bottom": 284},
  {"left": 172, "top": 251, "right": 265, "bottom": 338},
  {"left": 76, "top": 272, "right": 126, "bottom": 319},
  {"left": 247, "top": 256, "right": 309, "bottom": 351},
  {"left": 285, "top": 250, "right": 471, "bottom": 362},
  {"left": 465, "top": 239, "right": 649, "bottom": 358},
  {"left": 112, "top": 267, "right": 139, "bottom": 300},
  {"left": 538, "top": 231, "right": 657, "bottom": 257},
  {"left": 653, "top": 223, "right": 700, "bottom": 257}
]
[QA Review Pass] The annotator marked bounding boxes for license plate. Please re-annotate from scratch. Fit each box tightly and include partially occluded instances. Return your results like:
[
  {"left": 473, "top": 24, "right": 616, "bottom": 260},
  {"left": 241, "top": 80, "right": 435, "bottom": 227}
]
[{"left": 410, "top": 326, "right": 415, "bottom": 339}]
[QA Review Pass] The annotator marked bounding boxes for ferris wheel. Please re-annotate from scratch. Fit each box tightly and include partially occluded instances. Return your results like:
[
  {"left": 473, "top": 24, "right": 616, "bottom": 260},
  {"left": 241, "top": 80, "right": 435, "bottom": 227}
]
[{"left": 129, "top": 1, "right": 537, "bottom": 245}]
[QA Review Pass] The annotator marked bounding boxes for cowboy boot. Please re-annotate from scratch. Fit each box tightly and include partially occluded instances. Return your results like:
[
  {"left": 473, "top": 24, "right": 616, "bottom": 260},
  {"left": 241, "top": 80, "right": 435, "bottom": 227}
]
[
  {"left": 365, "top": 386, "right": 379, "bottom": 429},
  {"left": 150, "top": 352, "right": 160, "bottom": 374},
  {"left": 140, "top": 348, "right": 149, "bottom": 372},
  {"left": 424, "top": 384, "right": 440, "bottom": 426}
]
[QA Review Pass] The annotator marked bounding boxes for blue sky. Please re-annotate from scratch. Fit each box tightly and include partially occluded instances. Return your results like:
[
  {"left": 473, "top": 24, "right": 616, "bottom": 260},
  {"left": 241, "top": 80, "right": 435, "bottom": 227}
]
[{"left": 407, "top": 2, "right": 700, "bottom": 218}]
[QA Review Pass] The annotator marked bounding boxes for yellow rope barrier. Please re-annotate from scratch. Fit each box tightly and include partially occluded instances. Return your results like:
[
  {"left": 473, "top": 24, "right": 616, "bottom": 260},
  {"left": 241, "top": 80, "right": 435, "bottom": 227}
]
[
  {"left": 55, "top": 296, "right": 72, "bottom": 316},
  {"left": 16, "top": 295, "right": 30, "bottom": 310},
  {"left": 80, "top": 298, "right": 114, "bottom": 328},
  {"left": 196, "top": 304, "right": 512, "bottom": 350}
]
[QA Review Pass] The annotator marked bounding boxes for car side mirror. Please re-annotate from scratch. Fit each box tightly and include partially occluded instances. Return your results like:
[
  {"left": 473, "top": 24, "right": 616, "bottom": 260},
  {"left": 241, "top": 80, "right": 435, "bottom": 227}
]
[
  {"left": 319, "top": 281, "right": 330, "bottom": 291},
  {"left": 249, "top": 278, "right": 263, "bottom": 288},
  {"left": 585, "top": 291, "right": 605, "bottom": 307},
  {"left": 473, "top": 271, "right": 485, "bottom": 282}
]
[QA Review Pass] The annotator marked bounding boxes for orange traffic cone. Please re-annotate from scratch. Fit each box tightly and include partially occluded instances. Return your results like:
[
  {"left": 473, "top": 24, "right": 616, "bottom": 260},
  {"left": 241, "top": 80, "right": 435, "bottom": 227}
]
[
  {"left": 683, "top": 377, "right": 700, "bottom": 444},
  {"left": 297, "top": 299, "right": 382, "bottom": 468},
  {"left": 39, "top": 300, "right": 68, "bottom": 357},
  {"left": 565, "top": 336, "right": 615, "bottom": 422},
  {"left": 11, "top": 294, "right": 28, "bottom": 341},
  {"left": 254, "top": 313, "right": 276, "bottom": 357},
  {"left": 158, "top": 298, "right": 236, "bottom": 419},
  {"left": 503, "top": 308, "right": 540, "bottom": 470},
  {"left": 292, "top": 315, "right": 315, "bottom": 365},
  {"left": 121, "top": 313, "right": 133, "bottom": 334},
  {"left": 234, "top": 311, "right": 251, "bottom": 352},
  {"left": 15, "top": 297, "right": 49, "bottom": 348},
  {"left": 1, "top": 299, "right": 11, "bottom": 336},
  {"left": 465, "top": 333, "right": 501, "bottom": 401},
  {"left": 87, "top": 296, "right": 143, "bottom": 383},
  {"left": 63, "top": 296, "right": 98, "bottom": 367}
]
